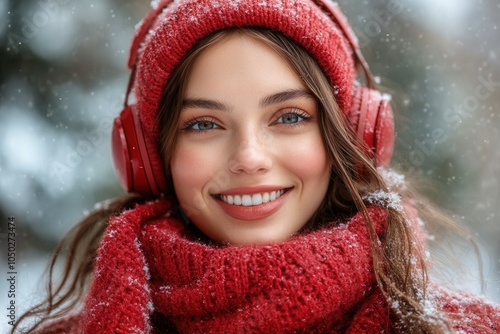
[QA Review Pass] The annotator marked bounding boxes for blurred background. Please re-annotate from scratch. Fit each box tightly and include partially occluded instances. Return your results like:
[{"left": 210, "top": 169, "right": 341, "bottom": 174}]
[{"left": 0, "top": 0, "right": 499, "bottom": 332}]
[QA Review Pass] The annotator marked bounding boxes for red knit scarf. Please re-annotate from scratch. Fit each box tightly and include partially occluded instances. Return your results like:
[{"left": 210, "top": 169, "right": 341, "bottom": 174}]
[{"left": 83, "top": 199, "right": 392, "bottom": 333}]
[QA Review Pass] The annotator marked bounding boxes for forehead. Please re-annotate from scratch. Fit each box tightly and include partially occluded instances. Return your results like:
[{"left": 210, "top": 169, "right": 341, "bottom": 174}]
[{"left": 184, "top": 33, "right": 306, "bottom": 102}]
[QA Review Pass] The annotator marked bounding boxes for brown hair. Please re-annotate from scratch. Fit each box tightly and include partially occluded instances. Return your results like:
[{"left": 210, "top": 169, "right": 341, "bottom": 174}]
[{"left": 14, "top": 29, "right": 483, "bottom": 333}]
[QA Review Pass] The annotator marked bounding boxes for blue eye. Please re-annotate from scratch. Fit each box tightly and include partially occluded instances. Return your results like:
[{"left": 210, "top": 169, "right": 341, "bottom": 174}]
[
  {"left": 277, "top": 113, "right": 303, "bottom": 124},
  {"left": 275, "top": 110, "right": 310, "bottom": 125},
  {"left": 183, "top": 118, "right": 220, "bottom": 131},
  {"left": 191, "top": 120, "right": 217, "bottom": 130}
]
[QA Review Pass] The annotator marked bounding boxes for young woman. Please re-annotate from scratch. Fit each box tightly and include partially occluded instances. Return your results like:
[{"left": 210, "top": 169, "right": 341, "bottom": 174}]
[{"left": 14, "top": 0, "right": 500, "bottom": 333}]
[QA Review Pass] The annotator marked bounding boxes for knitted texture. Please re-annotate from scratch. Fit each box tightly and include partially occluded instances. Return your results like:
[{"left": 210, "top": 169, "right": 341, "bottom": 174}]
[
  {"left": 130, "top": 0, "right": 357, "bottom": 144},
  {"left": 140, "top": 204, "right": 387, "bottom": 333},
  {"left": 81, "top": 199, "right": 389, "bottom": 333},
  {"left": 39, "top": 199, "right": 500, "bottom": 333}
]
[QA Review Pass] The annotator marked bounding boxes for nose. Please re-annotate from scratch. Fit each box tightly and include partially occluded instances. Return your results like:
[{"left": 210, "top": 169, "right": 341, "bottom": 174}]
[{"left": 228, "top": 128, "right": 273, "bottom": 175}]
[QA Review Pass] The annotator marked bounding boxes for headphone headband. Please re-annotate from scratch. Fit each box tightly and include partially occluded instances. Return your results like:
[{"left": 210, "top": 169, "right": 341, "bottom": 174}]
[
  {"left": 313, "top": 0, "right": 376, "bottom": 88},
  {"left": 128, "top": 0, "right": 175, "bottom": 69}
]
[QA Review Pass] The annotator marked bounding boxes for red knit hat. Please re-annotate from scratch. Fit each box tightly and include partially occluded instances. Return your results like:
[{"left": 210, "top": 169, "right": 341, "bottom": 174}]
[{"left": 129, "top": 0, "right": 358, "bottom": 143}]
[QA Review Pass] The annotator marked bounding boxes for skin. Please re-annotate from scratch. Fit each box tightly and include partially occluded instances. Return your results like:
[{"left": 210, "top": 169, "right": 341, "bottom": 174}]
[{"left": 170, "top": 33, "right": 331, "bottom": 245}]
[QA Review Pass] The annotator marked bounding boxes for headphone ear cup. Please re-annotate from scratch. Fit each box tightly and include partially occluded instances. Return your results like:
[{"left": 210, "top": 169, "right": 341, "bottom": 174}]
[
  {"left": 373, "top": 93, "right": 395, "bottom": 167},
  {"left": 142, "top": 127, "right": 168, "bottom": 195},
  {"left": 112, "top": 109, "right": 133, "bottom": 193},
  {"left": 111, "top": 106, "right": 167, "bottom": 197},
  {"left": 349, "top": 86, "right": 394, "bottom": 167}
]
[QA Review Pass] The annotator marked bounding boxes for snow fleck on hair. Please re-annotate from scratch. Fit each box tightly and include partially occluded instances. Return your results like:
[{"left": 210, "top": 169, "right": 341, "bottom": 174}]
[
  {"left": 377, "top": 167, "right": 407, "bottom": 191},
  {"left": 362, "top": 189, "right": 403, "bottom": 212}
]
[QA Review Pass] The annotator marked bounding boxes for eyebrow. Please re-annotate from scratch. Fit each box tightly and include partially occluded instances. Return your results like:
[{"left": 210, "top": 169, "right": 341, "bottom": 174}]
[
  {"left": 181, "top": 88, "right": 314, "bottom": 112},
  {"left": 182, "top": 98, "right": 230, "bottom": 111},
  {"left": 259, "top": 89, "right": 314, "bottom": 108}
]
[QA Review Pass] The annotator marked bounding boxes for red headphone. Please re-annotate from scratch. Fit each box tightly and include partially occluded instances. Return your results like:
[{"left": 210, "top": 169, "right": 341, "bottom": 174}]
[{"left": 111, "top": 0, "right": 394, "bottom": 197}]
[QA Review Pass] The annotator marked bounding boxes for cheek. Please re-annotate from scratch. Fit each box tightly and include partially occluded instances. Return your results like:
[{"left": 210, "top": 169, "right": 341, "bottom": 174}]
[
  {"left": 170, "top": 146, "right": 211, "bottom": 217},
  {"left": 170, "top": 142, "right": 227, "bottom": 199},
  {"left": 170, "top": 144, "right": 209, "bottom": 196},
  {"left": 280, "top": 134, "right": 330, "bottom": 181}
]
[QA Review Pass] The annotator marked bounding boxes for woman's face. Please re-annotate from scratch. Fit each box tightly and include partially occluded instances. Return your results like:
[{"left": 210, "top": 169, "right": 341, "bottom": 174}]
[{"left": 170, "top": 34, "right": 331, "bottom": 245}]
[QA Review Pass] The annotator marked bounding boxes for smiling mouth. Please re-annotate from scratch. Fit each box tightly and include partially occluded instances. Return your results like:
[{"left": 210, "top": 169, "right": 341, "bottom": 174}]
[{"left": 215, "top": 189, "right": 288, "bottom": 207}]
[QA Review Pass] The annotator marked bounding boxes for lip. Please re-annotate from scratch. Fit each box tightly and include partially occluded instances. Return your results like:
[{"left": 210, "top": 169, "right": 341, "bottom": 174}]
[{"left": 213, "top": 187, "right": 292, "bottom": 221}]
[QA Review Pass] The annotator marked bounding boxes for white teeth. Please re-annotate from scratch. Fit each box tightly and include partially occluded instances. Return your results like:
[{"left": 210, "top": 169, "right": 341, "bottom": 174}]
[
  {"left": 234, "top": 195, "right": 242, "bottom": 205},
  {"left": 270, "top": 191, "right": 277, "bottom": 201},
  {"left": 242, "top": 195, "right": 252, "bottom": 206},
  {"left": 252, "top": 193, "right": 263, "bottom": 206},
  {"left": 220, "top": 190, "right": 285, "bottom": 206}
]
